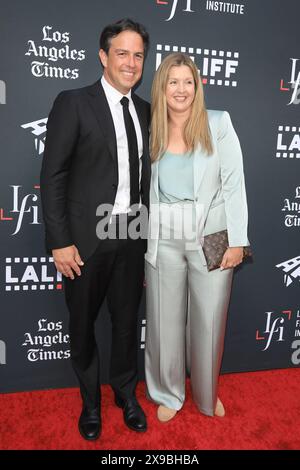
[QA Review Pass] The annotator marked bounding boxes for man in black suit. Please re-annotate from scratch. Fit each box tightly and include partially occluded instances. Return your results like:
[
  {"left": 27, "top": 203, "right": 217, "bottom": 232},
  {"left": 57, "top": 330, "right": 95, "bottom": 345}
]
[{"left": 40, "top": 19, "right": 150, "bottom": 441}]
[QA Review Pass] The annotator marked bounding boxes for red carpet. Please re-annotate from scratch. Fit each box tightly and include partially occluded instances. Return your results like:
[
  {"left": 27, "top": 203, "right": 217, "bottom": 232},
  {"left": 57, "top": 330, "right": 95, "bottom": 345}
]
[{"left": 0, "top": 369, "right": 299, "bottom": 450}]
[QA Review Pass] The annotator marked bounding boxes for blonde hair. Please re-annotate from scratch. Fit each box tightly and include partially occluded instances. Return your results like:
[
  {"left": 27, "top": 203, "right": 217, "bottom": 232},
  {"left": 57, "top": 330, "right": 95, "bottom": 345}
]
[{"left": 150, "top": 52, "right": 213, "bottom": 161}]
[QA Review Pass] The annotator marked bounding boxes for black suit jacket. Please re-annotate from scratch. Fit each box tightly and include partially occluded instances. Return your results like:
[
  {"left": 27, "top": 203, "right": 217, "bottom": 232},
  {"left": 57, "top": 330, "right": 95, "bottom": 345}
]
[{"left": 40, "top": 80, "right": 151, "bottom": 261}]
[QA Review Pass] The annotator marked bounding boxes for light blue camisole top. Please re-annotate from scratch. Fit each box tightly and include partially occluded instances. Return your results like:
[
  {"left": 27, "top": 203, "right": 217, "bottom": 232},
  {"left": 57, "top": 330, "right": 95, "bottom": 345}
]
[{"left": 158, "top": 150, "right": 194, "bottom": 203}]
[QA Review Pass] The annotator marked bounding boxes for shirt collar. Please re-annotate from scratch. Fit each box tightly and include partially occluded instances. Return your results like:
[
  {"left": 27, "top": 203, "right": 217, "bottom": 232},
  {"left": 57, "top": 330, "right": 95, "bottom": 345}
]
[{"left": 101, "top": 75, "right": 132, "bottom": 105}]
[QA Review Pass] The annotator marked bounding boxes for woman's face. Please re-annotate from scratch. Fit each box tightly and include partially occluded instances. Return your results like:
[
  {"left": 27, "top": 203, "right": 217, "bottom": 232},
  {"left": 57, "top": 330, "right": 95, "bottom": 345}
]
[{"left": 165, "top": 65, "right": 195, "bottom": 115}]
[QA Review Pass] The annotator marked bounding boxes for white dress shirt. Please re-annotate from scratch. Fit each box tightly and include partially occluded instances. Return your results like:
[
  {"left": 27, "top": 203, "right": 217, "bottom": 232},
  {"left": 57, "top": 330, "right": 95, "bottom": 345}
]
[{"left": 101, "top": 75, "right": 143, "bottom": 215}]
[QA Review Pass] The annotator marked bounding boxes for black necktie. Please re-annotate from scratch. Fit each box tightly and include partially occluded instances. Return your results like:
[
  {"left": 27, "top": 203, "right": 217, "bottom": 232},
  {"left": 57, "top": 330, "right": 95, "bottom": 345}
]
[{"left": 120, "top": 96, "right": 140, "bottom": 206}]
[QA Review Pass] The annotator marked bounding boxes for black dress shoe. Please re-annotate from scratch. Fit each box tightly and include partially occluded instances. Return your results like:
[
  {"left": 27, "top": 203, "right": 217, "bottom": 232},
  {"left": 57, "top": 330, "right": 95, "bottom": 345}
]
[
  {"left": 115, "top": 395, "right": 147, "bottom": 432},
  {"left": 78, "top": 406, "right": 101, "bottom": 441}
]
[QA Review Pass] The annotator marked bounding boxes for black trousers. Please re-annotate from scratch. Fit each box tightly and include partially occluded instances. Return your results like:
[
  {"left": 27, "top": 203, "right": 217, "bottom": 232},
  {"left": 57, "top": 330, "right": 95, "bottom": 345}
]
[{"left": 64, "top": 225, "right": 145, "bottom": 410}]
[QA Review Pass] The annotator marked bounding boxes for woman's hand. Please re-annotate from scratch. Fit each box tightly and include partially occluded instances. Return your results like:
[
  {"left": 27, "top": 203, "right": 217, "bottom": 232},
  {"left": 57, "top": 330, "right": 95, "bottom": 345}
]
[{"left": 220, "top": 247, "right": 243, "bottom": 270}]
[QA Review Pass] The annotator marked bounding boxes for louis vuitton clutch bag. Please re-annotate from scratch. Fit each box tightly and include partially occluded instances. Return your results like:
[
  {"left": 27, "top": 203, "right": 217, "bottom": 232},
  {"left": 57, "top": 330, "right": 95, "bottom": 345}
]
[{"left": 202, "top": 229, "right": 252, "bottom": 271}]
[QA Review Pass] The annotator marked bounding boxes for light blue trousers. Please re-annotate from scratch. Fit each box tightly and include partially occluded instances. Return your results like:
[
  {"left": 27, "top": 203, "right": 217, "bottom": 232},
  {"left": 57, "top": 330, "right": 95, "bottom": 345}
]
[{"left": 145, "top": 202, "right": 233, "bottom": 416}]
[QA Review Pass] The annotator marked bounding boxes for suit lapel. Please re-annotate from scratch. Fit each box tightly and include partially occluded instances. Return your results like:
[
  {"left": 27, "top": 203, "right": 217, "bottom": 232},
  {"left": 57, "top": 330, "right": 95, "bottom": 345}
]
[
  {"left": 152, "top": 161, "right": 159, "bottom": 201},
  {"left": 193, "top": 147, "right": 209, "bottom": 197},
  {"left": 132, "top": 94, "right": 148, "bottom": 156},
  {"left": 86, "top": 80, "right": 118, "bottom": 164},
  {"left": 132, "top": 94, "right": 151, "bottom": 190}
]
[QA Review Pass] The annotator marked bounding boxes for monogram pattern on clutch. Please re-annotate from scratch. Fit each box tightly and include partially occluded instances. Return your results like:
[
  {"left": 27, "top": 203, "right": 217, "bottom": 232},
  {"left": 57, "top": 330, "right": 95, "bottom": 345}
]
[{"left": 202, "top": 229, "right": 252, "bottom": 271}]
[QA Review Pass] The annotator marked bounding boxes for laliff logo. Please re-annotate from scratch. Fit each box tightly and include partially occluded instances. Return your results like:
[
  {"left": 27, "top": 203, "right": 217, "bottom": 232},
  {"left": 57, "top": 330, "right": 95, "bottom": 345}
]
[
  {"left": 256, "top": 310, "right": 291, "bottom": 351},
  {"left": 282, "top": 186, "right": 300, "bottom": 228},
  {"left": 22, "top": 318, "right": 70, "bottom": 362},
  {"left": 5, "top": 256, "right": 63, "bottom": 292},
  {"left": 0, "top": 340, "right": 6, "bottom": 365},
  {"left": 280, "top": 59, "right": 300, "bottom": 105},
  {"left": 276, "top": 125, "right": 300, "bottom": 159},
  {"left": 156, "top": 0, "right": 245, "bottom": 21},
  {"left": 0, "top": 80, "right": 6, "bottom": 104},
  {"left": 25, "top": 25, "right": 86, "bottom": 79},
  {"left": 156, "top": 44, "right": 239, "bottom": 87},
  {"left": 21, "top": 117, "right": 48, "bottom": 156},
  {"left": 0, "top": 185, "right": 41, "bottom": 235},
  {"left": 276, "top": 256, "right": 300, "bottom": 287}
]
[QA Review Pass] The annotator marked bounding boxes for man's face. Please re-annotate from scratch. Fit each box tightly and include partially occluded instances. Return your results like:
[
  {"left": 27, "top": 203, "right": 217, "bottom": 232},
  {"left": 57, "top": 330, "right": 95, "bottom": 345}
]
[{"left": 99, "top": 30, "right": 145, "bottom": 94}]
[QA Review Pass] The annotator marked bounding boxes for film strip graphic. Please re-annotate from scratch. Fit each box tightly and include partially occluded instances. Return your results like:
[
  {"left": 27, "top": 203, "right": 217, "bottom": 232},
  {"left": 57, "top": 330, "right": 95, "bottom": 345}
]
[
  {"left": 156, "top": 44, "right": 239, "bottom": 87},
  {"left": 5, "top": 257, "right": 63, "bottom": 291},
  {"left": 276, "top": 125, "right": 300, "bottom": 159}
]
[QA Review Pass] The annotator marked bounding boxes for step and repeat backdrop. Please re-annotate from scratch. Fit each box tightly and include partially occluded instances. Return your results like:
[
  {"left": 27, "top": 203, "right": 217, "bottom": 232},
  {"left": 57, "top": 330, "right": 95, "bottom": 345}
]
[{"left": 1, "top": 0, "right": 300, "bottom": 392}]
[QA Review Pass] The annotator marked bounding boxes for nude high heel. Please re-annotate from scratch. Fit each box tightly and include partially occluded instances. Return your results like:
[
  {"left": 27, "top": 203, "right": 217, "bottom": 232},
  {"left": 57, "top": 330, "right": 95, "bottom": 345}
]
[
  {"left": 214, "top": 397, "right": 225, "bottom": 417},
  {"left": 157, "top": 405, "right": 177, "bottom": 422}
]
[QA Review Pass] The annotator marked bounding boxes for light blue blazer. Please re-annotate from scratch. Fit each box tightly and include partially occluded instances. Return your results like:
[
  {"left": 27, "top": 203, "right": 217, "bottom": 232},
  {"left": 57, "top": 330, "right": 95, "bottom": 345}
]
[{"left": 145, "top": 110, "right": 249, "bottom": 268}]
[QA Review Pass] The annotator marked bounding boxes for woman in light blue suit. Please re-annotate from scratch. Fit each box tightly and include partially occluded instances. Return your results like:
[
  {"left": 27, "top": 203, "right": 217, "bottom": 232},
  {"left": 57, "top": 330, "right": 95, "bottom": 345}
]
[{"left": 145, "top": 53, "right": 249, "bottom": 422}]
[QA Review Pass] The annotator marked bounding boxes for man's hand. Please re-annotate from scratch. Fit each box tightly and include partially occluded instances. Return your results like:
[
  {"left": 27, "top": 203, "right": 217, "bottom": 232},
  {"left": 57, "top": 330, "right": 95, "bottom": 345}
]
[
  {"left": 220, "top": 247, "right": 243, "bottom": 270},
  {"left": 52, "top": 245, "right": 84, "bottom": 280}
]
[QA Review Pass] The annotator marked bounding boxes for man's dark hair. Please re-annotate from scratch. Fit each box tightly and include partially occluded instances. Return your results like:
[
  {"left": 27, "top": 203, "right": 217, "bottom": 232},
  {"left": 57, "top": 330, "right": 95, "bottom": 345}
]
[{"left": 100, "top": 18, "right": 149, "bottom": 56}]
